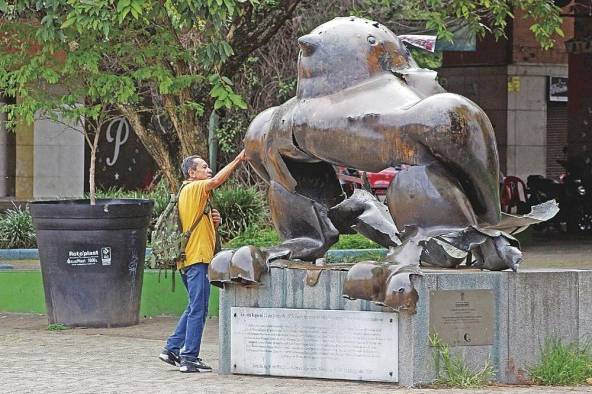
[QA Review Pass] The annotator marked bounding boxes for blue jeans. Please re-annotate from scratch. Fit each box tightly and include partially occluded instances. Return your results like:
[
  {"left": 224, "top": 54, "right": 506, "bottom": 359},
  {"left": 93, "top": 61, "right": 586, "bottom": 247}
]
[{"left": 165, "top": 263, "right": 210, "bottom": 362}]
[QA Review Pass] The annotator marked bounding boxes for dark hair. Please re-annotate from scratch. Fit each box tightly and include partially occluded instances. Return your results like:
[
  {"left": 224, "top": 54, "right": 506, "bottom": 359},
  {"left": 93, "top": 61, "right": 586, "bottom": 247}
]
[{"left": 181, "top": 155, "right": 203, "bottom": 179}]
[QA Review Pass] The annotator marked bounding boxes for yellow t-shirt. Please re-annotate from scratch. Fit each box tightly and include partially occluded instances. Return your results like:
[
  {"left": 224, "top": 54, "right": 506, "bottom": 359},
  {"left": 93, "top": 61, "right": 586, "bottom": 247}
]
[{"left": 177, "top": 180, "right": 216, "bottom": 270}]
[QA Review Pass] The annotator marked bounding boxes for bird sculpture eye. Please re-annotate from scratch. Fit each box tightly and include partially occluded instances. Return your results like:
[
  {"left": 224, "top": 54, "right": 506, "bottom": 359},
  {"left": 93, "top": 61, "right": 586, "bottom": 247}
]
[{"left": 367, "top": 36, "right": 377, "bottom": 45}]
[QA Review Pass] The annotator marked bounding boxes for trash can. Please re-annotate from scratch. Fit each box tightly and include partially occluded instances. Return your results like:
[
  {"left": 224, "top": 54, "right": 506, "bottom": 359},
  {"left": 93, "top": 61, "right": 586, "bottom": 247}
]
[{"left": 30, "top": 199, "right": 154, "bottom": 327}]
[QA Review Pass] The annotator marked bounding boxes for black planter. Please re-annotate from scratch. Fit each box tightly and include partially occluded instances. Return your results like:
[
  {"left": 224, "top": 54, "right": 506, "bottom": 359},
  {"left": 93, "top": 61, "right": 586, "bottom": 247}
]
[{"left": 30, "top": 199, "right": 154, "bottom": 327}]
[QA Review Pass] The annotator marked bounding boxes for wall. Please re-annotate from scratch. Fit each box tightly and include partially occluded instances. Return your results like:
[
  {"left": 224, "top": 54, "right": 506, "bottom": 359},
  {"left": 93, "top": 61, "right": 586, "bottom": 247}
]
[
  {"left": 441, "top": 8, "right": 573, "bottom": 181},
  {"left": 218, "top": 267, "right": 592, "bottom": 385},
  {"left": 567, "top": 1, "right": 592, "bottom": 168},
  {"left": 443, "top": 34, "right": 510, "bottom": 67},
  {"left": 440, "top": 64, "right": 569, "bottom": 181},
  {"left": 32, "top": 113, "right": 85, "bottom": 198},
  {"left": 511, "top": 8, "right": 573, "bottom": 65},
  {"left": 506, "top": 64, "right": 568, "bottom": 180}
]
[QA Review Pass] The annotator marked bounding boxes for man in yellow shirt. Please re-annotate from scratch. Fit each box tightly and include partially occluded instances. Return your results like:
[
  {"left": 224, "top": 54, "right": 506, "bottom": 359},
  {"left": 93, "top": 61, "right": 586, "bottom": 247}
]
[{"left": 159, "top": 150, "right": 246, "bottom": 373}]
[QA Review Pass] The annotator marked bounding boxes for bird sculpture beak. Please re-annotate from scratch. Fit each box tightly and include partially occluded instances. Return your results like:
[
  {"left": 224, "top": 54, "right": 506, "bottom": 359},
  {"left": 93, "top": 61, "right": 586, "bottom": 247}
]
[{"left": 298, "top": 35, "right": 320, "bottom": 56}]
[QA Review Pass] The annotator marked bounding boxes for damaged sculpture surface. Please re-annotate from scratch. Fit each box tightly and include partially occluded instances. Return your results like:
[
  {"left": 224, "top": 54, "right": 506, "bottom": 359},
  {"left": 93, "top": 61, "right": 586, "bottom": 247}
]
[{"left": 209, "top": 16, "right": 558, "bottom": 313}]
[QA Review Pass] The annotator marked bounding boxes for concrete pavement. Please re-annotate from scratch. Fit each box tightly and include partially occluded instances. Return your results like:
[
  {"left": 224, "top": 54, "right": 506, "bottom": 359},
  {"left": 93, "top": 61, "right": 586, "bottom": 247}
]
[{"left": 1, "top": 313, "right": 591, "bottom": 393}]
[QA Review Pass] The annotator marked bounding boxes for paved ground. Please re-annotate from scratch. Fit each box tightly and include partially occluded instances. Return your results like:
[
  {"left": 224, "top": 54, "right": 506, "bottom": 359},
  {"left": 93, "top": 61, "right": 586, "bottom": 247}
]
[
  {"left": 2, "top": 238, "right": 592, "bottom": 392},
  {"left": 1, "top": 313, "right": 591, "bottom": 393}
]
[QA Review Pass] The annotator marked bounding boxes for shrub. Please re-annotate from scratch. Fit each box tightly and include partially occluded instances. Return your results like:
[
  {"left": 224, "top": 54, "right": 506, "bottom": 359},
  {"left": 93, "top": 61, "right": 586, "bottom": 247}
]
[
  {"left": 212, "top": 183, "right": 268, "bottom": 241},
  {"left": 0, "top": 205, "right": 37, "bottom": 249},
  {"left": 91, "top": 179, "right": 170, "bottom": 220},
  {"left": 430, "top": 334, "right": 494, "bottom": 388},
  {"left": 529, "top": 338, "right": 592, "bottom": 385}
]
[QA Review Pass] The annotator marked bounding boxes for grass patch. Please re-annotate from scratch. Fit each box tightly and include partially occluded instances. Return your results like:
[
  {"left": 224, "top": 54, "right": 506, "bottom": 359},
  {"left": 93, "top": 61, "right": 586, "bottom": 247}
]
[
  {"left": 529, "top": 338, "right": 592, "bottom": 385},
  {"left": 430, "top": 334, "right": 494, "bottom": 388},
  {"left": 47, "top": 323, "right": 70, "bottom": 331}
]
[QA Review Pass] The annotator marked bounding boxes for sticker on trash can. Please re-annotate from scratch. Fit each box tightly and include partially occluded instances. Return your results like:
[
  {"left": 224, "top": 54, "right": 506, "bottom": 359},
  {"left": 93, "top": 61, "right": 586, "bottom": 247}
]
[
  {"left": 101, "top": 247, "right": 112, "bottom": 266},
  {"left": 67, "top": 250, "right": 100, "bottom": 266}
]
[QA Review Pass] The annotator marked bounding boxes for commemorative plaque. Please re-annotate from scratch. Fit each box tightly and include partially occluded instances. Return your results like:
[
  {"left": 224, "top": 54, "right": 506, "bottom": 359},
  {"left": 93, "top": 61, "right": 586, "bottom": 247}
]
[
  {"left": 429, "top": 289, "right": 494, "bottom": 346},
  {"left": 230, "top": 307, "right": 398, "bottom": 382}
]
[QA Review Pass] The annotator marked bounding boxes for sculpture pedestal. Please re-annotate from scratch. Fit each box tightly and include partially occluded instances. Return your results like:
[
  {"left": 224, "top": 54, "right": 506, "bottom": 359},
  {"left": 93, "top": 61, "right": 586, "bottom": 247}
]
[{"left": 218, "top": 264, "right": 592, "bottom": 386}]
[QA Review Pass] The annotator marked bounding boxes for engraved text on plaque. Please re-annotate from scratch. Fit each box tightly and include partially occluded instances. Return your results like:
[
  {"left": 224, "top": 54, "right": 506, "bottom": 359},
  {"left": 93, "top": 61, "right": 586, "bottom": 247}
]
[
  {"left": 231, "top": 307, "right": 398, "bottom": 382},
  {"left": 429, "top": 289, "right": 494, "bottom": 346}
]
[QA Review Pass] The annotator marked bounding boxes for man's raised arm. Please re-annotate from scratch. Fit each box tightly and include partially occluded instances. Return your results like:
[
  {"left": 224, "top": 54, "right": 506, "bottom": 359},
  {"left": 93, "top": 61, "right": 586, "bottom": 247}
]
[{"left": 205, "top": 150, "right": 247, "bottom": 191}]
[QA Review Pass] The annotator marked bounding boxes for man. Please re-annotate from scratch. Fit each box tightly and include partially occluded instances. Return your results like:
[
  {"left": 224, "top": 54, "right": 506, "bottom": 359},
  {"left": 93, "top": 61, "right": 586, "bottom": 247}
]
[{"left": 159, "top": 150, "right": 246, "bottom": 373}]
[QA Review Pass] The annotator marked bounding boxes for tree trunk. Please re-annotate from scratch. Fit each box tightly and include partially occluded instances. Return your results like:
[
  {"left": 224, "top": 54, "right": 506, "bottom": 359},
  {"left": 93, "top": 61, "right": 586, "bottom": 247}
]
[
  {"left": 116, "top": 105, "right": 181, "bottom": 192},
  {"left": 161, "top": 93, "right": 209, "bottom": 160},
  {"left": 89, "top": 130, "right": 100, "bottom": 205}
]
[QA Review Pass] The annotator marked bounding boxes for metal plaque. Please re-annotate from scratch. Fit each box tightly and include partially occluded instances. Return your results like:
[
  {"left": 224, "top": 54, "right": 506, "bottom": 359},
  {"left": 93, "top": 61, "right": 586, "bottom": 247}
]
[
  {"left": 429, "top": 289, "right": 494, "bottom": 346},
  {"left": 231, "top": 307, "right": 398, "bottom": 382}
]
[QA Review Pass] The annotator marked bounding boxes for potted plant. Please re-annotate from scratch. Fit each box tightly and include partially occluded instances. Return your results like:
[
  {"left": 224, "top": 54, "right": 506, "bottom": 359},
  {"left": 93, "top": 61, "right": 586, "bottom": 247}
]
[
  {"left": 27, "top": 104, "right": 154, "bottom": 328},
  {"left": 0, "top": 22, "right": 153, "bottom": 327}
]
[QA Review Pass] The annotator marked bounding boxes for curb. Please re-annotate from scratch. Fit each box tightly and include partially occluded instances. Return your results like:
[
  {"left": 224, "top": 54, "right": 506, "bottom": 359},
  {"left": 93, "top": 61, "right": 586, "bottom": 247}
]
[{"left": 0, "top": 247, "right": 387, "bottom": 261}]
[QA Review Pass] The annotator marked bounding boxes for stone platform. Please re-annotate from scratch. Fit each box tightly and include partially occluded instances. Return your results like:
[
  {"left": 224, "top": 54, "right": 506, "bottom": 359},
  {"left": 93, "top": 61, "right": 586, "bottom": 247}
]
[{"left": 218, "top": 264, "right": 592, "bottom": 386}]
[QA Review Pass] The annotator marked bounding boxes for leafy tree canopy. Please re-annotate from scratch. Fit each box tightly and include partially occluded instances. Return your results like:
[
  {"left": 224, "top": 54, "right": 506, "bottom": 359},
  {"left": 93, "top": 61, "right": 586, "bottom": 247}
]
[{"left": 0, "top": 0, "right": 563, "bottom": 190}]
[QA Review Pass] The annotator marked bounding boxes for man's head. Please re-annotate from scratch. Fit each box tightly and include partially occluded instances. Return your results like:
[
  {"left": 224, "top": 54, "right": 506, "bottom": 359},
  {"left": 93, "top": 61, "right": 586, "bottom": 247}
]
[{"left": 182, "top": 155, "right": 212, "bottom": 180}]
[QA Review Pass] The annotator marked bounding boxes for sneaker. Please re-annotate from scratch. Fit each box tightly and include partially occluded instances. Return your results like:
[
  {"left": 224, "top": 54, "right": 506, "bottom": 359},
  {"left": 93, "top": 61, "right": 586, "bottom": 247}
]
[
  {"left": 179, "top": 358, "right": 212, "bottom": 373},
  {"left": 159, "top": 348, "right": 180, "bottom": 367}
]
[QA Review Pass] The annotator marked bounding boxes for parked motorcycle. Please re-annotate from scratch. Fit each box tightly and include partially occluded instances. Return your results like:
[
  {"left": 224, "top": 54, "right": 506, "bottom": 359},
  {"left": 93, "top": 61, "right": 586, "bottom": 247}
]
[
  {"left": 557, "top": 157, "right": 592, "bottom": 232},
  {"left": 525, "top": 155, "right": 592, "bottom": 233},
  {"left": 525, "top": 174, "right": 566, "bottom": 232}
]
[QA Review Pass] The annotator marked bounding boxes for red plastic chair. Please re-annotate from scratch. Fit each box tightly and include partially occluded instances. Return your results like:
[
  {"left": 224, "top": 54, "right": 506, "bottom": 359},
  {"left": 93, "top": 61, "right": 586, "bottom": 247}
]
[{"left": 500, "top": 176, "right": 527, "bottom": 214}]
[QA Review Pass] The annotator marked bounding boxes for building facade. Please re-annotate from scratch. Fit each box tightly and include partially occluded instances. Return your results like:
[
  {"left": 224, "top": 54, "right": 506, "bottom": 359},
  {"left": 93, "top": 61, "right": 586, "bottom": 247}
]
[
  {"left": 439, "top": 8, "right": 574, "bottom": 181},
  {"left": 0, "top": 96, "right": 85, "bottom": 201}
]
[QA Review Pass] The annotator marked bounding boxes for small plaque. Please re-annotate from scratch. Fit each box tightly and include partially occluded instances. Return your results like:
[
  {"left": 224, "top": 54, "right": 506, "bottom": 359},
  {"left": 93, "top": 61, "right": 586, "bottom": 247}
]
[
  {"left": 429, "top": 289, "right": 494, "bottom": 346},
  {"left": 231, "top": 307, "right": 398, "bottom": 382}
]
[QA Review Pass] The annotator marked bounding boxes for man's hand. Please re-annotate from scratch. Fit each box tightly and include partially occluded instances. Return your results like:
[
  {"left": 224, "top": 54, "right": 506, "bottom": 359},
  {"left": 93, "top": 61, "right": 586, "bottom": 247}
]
[
  {"left": 211, "top": 209, "right": 222, "bottom": 228},
  {"left": 205, "top": 149, "right": 248, "bottom": 192},
  {"left": 237, "top": 149, "right": 247, "bottom": 162}
]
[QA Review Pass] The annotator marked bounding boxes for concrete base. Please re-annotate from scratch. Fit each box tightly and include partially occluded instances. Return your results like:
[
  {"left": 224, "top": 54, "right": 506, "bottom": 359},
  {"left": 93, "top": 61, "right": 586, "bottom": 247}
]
[{"left": 218, "top": 266, "right": 592, "bottom": 386}]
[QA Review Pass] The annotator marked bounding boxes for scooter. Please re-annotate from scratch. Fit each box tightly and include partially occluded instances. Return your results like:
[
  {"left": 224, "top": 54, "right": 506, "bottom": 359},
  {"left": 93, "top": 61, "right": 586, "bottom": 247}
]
[
  {"left": 557, "top": 158, "right": 592, "bottom": 233},
  {"left": 525, "top": 155, "right": 592, "bottom": 233}
]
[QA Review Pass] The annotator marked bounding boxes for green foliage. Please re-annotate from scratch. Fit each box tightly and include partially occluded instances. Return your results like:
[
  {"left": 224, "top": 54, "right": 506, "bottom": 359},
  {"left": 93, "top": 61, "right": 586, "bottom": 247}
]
[
  {"left": 217, "top": 116, "right": 247, "bottom": 154},
  {"left": 0, "top": 1, "right": 264, "bottom": 128},
  {"left": 0, "top": 0, "right": 263, "bottom": 197},
  {"left": 0, "top": 206, "right": 37, "bottom": 249},
  {"left": 90, "top": 181, "right": 171, "bottom": 244},
  {"left": 409, "top": 48, "right": 442, "bottom": 70},
  {"left": 430, "top": 333, "right": 495, "bottom": 388},
  {"left": 529, "top": 338, "right": 592, "bottom": 386},
  {"left": 225, "top": 227, "right": 382, "bottom": 251},
  {"left": 90, "top": 180, "right": 170, "bottom": 220},
  {"left": 407, "top": 0, "right": 562, "bottom": 50},
  {"left": 337, "top": 0, "right": 563, "bottom": 50},
  {"left": 225, "top": 224, "right": 280, "bottom": 248},
  {"left": 47, "top": 323, "right": 70, "bottom": 331},
  {"left": 333, "top": 234, "right": 380, "bottom": 250},
  {"left": 276, "top": 77, "right": 297, "bottom": 102},
  {"left": 0, "top": 0, "right": 564, "bottom": 194},
  {"left": 211, "top": 183, "right": 268, "bottom": 241}
]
